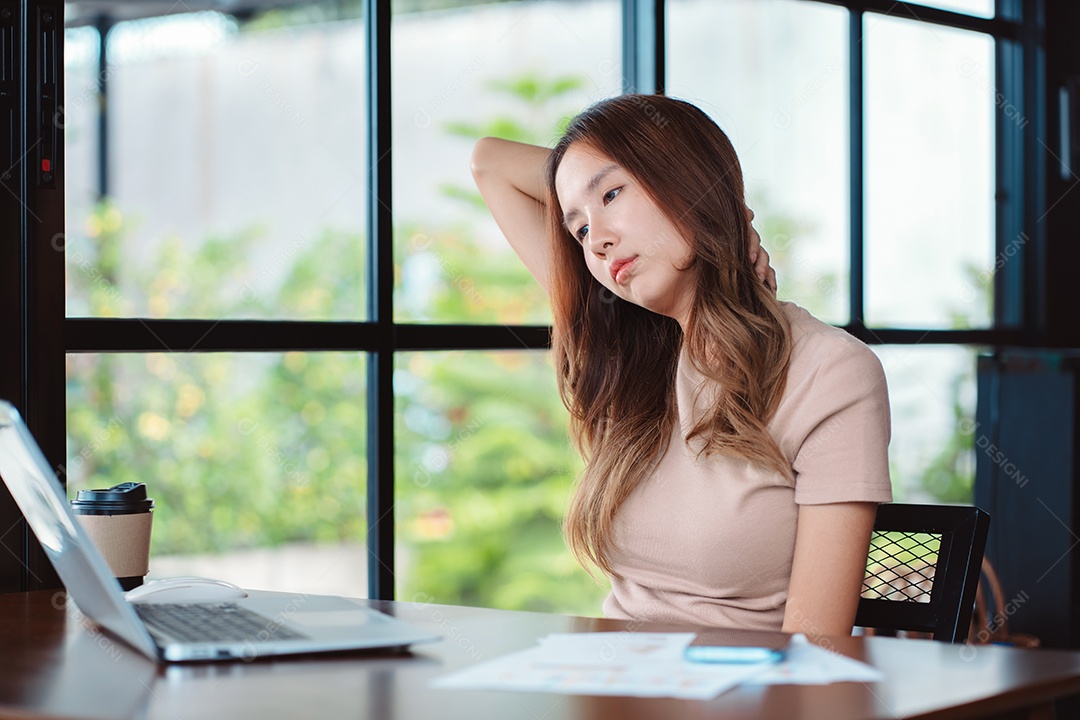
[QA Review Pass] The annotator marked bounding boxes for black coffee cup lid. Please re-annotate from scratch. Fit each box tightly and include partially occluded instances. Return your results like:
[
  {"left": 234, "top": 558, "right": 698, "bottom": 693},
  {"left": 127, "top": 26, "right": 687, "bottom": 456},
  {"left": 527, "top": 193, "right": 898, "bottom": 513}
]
[{"left": 70, "top": 482, "right": 154, "bottom": 515}]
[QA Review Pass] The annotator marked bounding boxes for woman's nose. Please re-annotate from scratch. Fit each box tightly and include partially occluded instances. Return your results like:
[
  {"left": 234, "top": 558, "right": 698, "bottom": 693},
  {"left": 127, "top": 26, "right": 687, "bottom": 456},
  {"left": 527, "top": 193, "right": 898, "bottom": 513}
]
[{"left": 587, "top": 221, "right": 616, "bottom": 256}]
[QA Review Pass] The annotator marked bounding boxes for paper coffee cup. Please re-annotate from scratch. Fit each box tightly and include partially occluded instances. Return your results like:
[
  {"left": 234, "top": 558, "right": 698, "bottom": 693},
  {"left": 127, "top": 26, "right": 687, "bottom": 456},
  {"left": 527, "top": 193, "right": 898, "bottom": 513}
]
[{"left": 71, "top": 482, "right": 154, "bottom": 590}]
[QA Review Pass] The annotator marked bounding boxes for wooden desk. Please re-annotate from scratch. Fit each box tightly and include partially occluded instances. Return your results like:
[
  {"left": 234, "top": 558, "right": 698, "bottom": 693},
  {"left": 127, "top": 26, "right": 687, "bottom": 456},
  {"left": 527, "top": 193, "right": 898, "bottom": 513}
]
[{"left": 1, "top": 590, "right": 1078, "bottom": 720}]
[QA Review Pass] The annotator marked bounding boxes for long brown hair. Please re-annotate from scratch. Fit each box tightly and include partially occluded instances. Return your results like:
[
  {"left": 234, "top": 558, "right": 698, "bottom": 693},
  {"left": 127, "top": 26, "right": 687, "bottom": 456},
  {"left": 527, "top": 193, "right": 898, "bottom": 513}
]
[{"left": 546, "top": 94, "right": 793, "bottom": 576}]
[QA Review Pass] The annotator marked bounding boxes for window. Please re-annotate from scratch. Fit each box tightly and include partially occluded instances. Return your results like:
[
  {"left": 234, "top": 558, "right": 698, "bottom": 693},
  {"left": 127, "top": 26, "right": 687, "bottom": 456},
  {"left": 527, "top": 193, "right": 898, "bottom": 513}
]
[
  {"left": 392, "top": 0, "right": 620, "bottom": 325},
  {"left": 668, "top": 0, "right": 850, "bottom": 324},
  {"left": 864, "top": 14, "right": 995, "bottom": 330},
  {"left": 395, "top": 349, "right": 603, "bottom": 614},
  {"left": 1, "top": 0, "right": 1037, "bottom": 603},
  {"left": 67, "top": 351, "right": 368, "bottom": 596},
  {"left": 68, "top": 11, "right": 367, "bottom": 320},
  {"left": 60, "top": 4, "right": 374, "bottom": 597}
]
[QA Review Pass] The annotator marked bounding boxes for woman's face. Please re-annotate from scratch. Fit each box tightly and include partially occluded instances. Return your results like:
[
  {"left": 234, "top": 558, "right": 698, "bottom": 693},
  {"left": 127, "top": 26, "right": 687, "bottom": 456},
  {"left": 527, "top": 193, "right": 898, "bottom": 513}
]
[{"left": 555, "top": 143, "right": 696, "bottom": 328}]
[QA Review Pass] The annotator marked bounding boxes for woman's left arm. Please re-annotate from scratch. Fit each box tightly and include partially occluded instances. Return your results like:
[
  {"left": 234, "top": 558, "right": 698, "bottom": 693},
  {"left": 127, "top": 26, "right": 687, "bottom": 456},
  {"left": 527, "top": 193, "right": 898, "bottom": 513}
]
[
  {"left": 782, "top": 502, "right": 877, "bottom": 637},
  {"left": 780, "top": 333, "right": 891, "bottom": 637}
]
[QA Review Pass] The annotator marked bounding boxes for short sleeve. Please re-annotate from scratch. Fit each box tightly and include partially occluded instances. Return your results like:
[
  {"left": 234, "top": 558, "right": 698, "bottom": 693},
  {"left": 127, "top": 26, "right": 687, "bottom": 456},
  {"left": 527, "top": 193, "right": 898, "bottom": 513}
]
[{"left": 791, "top": 337, "right": 893, "bottom": 505}]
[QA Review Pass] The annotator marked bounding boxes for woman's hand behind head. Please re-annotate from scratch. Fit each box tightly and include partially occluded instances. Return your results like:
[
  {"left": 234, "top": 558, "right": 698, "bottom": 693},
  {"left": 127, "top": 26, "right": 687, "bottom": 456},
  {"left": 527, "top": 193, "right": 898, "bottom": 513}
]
[{"left": 746, "top": 208, "right": 777, "bottom": 295}]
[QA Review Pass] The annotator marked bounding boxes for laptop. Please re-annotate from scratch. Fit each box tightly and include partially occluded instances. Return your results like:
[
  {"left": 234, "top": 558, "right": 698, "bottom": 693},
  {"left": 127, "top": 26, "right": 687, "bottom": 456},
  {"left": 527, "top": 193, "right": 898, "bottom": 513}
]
[{"left": 0, "top": 400, "right": 440, "bottom": 662}]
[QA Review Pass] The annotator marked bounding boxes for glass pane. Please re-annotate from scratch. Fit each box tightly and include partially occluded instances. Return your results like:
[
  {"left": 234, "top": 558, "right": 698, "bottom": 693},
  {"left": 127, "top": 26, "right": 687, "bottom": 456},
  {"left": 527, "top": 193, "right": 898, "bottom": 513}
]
[
  {"left": 392, "top": 0, "right": 621, "bottom": 324},
  {"left": 668, "top": 0, "right": 850, "bottom": 324},
  {"left": 64, "top": 7, "right": 366, "bottom": 320},
  {"left": 64, "top": 26, "right": 100, "bottom": 250},
  {"left": 871, "top": 345, "right": 977, "bottom": 503},
  {"left": 909, "top": 0, "right": 993, "bottom": 18},
  {"left": 66, "top": 352, "right": 367, "bottom": 596},
  {"left": 395, "top": 350, "right": 605, "bottom": 615},
  {"left": 865, "top": 16, "right": 995, "bottom": 328}
]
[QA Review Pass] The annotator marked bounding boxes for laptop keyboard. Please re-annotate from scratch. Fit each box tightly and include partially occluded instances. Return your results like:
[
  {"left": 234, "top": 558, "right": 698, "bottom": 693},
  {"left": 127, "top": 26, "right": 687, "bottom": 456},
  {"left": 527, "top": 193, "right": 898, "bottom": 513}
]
[{"left": 134, "top": 603, "right": 307, "bottom": 644}]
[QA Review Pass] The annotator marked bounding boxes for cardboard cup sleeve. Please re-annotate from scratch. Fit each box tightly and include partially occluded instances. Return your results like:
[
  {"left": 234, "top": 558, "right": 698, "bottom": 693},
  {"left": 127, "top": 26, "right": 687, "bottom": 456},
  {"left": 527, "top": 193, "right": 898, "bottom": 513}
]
[{"left": 75, "top": 512, "right": 153, "bottom": 578}]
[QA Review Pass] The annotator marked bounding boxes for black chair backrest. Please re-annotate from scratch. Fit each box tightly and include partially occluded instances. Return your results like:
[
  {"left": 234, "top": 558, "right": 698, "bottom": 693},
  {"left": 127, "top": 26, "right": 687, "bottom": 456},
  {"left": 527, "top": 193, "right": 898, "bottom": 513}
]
[{"left": 855, "top": 503, "right": 990, "bottom": 643}]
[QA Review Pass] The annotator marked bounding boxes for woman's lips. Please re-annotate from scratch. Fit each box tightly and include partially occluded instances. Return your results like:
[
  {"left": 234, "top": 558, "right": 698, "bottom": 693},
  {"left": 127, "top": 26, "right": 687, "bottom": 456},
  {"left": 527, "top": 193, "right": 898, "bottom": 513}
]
[{"left": 611, "top": 257, "right": 637, "bottom": 284}]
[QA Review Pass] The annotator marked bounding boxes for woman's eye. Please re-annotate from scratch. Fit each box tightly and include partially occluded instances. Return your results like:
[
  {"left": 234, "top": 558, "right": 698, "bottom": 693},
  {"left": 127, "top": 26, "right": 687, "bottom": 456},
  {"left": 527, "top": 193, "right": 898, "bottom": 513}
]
[
  {"left": 603, "top": 187, "right": 621, "bottom": 204},
  {"left": 575, "top": 224, "right": 589, "bottom": 241}
]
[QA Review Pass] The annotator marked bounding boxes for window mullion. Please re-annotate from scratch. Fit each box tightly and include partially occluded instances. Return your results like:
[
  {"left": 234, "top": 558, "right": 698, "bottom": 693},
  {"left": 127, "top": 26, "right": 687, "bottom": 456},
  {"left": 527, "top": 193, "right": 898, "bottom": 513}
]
[
  {"left": 849, "top": 8, "right": 865, "bottom": 328},
  {"left": 622, "top": 0, "right": 664, "bottom": 94},
  {"left": 366, "top": 0, "right": 395, "bottom": 601}
]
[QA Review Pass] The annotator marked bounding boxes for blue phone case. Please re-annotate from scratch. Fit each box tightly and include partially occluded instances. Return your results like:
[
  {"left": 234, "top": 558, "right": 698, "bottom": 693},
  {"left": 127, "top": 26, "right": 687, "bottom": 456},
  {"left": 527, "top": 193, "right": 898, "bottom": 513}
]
[
  {"left": 684, "top": 628, "right": 790, "bottom": 664},
  {"left": 684, "top": 645, "right": 786, "bottom": 664}
]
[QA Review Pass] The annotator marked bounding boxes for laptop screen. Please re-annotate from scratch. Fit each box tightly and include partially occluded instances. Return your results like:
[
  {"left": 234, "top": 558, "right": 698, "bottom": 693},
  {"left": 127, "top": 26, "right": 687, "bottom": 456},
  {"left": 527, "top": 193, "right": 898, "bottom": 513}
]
[{"left": 0, "top": 401, "right": 157, "bottom": 659}]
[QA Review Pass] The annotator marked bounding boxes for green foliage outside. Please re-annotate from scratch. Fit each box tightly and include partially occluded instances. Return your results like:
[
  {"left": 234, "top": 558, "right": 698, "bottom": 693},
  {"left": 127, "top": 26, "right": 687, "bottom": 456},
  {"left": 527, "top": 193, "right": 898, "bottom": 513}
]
[
  {"left": 913, "top": 261, "right": 991, "bottom": 504},
  {"left": 394, "top": 349, "right": 595, "bottom": 611},
  {"left": 66, "top": 210, "right": 368, "bottom": 554},
  {"left": 393, "top": 72, "right": 605, "bottom": 612}
]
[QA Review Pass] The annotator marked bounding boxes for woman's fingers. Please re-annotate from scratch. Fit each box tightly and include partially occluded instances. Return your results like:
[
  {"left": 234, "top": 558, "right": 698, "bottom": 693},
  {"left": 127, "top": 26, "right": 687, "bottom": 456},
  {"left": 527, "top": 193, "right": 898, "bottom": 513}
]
[
  {"left": 746, "top": 206, "right": 776, "bottom": 294},
  {"left": 754, "top": 244, "right": 770, "bottom": 282},
  {"left": 748, "top": 216, "right": 762, "bottom": 264},
  {"left": 755, "top": 245, "right": 778, "bottom": 295}
]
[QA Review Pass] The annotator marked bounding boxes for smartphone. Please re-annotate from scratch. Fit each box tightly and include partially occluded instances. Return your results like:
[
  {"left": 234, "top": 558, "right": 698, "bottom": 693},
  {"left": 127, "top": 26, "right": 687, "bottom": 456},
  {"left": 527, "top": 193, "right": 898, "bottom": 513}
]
[{"left": 684, "top": 628, "right": 791, "bottom": 664}]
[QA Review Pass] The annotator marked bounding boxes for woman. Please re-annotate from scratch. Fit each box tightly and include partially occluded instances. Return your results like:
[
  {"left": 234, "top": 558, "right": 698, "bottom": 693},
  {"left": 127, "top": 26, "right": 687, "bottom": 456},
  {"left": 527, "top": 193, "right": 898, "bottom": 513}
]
[{"left": 470, "top": 94, "right": 891, "bottom": 638}]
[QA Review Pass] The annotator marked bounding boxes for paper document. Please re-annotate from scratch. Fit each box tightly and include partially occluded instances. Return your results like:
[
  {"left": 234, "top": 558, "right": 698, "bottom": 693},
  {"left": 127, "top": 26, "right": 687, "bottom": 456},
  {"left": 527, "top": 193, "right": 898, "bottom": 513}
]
[
  {"left": 432, "top": 632, "right": 765, "bottom": 700},
  {"left": 746, "top": 633, "right": 885, "bottom": 685},
  {"left": 432, "top": 631, "right": 883, "bottom": 700}
]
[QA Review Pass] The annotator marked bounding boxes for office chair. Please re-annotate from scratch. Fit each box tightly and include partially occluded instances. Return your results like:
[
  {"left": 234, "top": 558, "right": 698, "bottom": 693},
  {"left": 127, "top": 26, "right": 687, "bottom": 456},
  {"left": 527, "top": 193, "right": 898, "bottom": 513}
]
[{"left": 855, "top": 503, "right": 990, "bottom": 643}]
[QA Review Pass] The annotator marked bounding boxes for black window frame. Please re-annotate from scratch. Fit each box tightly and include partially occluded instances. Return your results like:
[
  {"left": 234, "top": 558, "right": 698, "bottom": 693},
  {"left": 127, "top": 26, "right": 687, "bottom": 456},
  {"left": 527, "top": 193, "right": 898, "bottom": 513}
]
[{"left": 0, "top": 0, "right": 1057, "bottom": 598}]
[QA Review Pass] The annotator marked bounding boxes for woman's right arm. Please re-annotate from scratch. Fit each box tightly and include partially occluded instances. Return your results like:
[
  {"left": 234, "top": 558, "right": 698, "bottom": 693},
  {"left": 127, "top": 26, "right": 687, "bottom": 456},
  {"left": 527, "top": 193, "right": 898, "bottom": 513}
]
[
  {"left": 470, "top": 137, "right": 553, "bottom": 292},
  {"left": 470, "top": 136, "right": 778, "bottom": 294}
]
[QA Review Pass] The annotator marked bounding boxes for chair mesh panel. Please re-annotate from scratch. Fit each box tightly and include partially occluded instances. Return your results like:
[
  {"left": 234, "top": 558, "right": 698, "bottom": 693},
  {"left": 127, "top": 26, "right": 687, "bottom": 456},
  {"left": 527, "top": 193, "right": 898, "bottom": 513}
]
[{"left": 862, "top": 530, "right": 942, "bottom": 604}]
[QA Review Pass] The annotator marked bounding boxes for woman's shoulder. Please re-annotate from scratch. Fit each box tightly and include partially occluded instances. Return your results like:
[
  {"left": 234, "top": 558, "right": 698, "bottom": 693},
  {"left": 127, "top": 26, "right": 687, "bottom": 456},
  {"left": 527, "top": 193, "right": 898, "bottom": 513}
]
[{"left": 780, "top": 302, "right": 885, "bottom": 388}]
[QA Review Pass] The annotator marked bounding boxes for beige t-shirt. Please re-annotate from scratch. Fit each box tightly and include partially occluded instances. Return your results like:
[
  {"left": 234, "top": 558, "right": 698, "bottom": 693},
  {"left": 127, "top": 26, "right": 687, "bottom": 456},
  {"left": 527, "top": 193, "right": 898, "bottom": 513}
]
[{"left": 603, "top": 302, "right": 892, "bottom": 630}]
